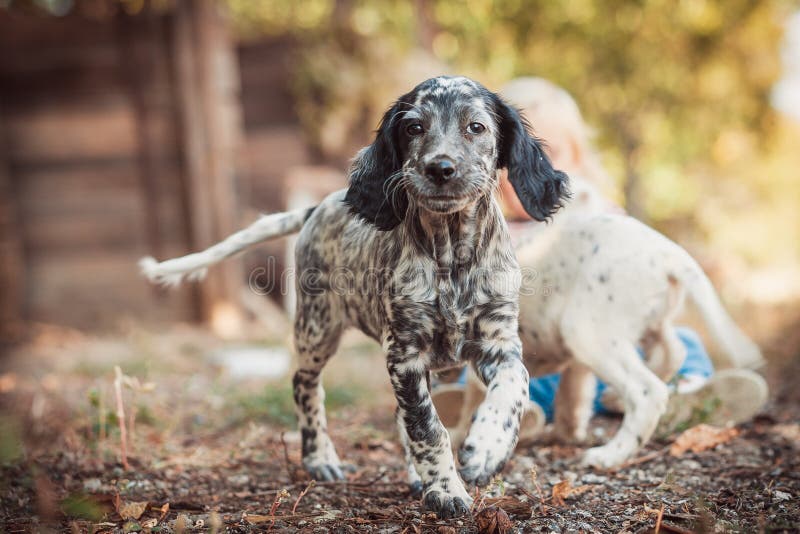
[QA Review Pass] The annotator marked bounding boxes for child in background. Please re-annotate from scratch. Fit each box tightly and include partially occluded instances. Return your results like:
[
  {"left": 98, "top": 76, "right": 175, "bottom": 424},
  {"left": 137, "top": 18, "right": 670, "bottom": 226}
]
[{"left": 432, "top": 77, "right": 767, "bottom": 440}]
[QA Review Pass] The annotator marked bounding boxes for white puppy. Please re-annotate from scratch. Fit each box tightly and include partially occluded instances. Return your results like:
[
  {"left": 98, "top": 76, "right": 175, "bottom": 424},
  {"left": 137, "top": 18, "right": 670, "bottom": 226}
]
[{"left": 452, "top": 175, "right": 764, "bottom": 468}]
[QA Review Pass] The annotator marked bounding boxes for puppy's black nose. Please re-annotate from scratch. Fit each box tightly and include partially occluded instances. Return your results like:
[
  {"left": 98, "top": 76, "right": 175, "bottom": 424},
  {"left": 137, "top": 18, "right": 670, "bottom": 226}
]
[{"left": 424, "top": 158, "right": 456, "bottom": 183}]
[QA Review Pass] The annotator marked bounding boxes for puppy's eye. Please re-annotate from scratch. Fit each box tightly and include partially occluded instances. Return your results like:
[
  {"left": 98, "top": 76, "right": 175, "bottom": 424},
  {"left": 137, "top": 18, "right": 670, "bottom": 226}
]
[
  {"left": 467, "top": 122, "right": 486, "bottom": 134},
  {"left": 406, "top": 123, "right": 424, "bottom": 136}
]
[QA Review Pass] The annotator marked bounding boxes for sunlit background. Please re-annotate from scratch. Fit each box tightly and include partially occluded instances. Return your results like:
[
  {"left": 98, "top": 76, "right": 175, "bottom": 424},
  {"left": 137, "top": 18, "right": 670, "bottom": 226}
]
[
  {"left": 1, "top": 0, "right": 799, "bottom": 340},
  {"left": 1, "top": 0, "right": 799, "bottom": 529},
  {"left": 2, "top": 0, "right": 800, "bottom": 437}
]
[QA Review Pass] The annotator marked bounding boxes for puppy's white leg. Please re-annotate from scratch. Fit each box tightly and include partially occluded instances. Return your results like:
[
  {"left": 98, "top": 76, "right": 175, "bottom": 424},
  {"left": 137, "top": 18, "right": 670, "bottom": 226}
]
[
  {"left": 569, "top": 339, "right": 668, "bottom": 467},
  {"left": 293, "top": 296, "right": 345, "bottom": 481},
  {"left": 601, "top": 324, "right": 684, "bottom": 414},
  {"left": 553, "top": 362, "right": 596, "bottom": 443},
  {"left": 646, "top": 280, "right": 687, "bottom": 381},
  {"left": 647, "top": 325, "right": 687, "bottom": 382},
  {"left": 458, "top": 336, "right": 529, "bottom": 487}
]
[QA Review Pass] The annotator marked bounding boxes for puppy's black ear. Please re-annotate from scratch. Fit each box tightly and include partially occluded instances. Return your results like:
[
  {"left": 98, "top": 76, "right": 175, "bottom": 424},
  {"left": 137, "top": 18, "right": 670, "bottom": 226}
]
[
  {"left": 492, "top": 94, "right": 570, "bottom": 221},
  {"left": 343, "top": 103, "right": 408, "bottom": 231}
]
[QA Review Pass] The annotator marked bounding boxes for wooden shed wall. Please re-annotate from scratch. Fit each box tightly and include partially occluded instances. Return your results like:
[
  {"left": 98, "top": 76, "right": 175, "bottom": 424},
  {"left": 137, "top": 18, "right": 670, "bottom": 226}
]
[
  {"left": 0, "top": 8, "right": 201, "bottom": 330},
  {"left": 0, "top": 4, "right": 325, "bottom": 333}
]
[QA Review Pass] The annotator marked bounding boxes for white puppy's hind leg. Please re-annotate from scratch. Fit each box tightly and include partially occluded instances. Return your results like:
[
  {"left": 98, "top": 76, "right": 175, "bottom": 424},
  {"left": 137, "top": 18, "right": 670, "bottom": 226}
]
[
  {"left": 646, "top": 278, "right": 687, "bottom": 382},
  {"left": 647, "top": 325, "right": 687, "bottom": 383},
  {"left": 553, "top": 362, "right": 596, "bottom": 443},
  {"left": 566, "top": 336, "right": 668, "bottom": 468}
]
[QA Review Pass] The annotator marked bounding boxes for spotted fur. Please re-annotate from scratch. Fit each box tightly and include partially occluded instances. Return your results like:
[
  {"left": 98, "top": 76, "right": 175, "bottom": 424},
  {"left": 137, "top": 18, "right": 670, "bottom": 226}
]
[
  {"left": 140, "top": 76, "right": 569, "bottom": 518},
  {"left": 450, "top": 175, "right": 764, "bottom": 468}
]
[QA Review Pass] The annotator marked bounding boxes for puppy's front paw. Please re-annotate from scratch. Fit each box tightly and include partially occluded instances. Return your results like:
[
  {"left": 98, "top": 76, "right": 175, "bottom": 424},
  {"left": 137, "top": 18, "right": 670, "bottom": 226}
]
[
  {"left": 304, "top": 461, "right": 345, "bottom": 481},
  {"left": 422, "top": 489, "right": 472, "bottom": 519},
  {"left": 303, "top": 453, "right": 348, "bottom": 481},
  {"left": 457, "top": 433, "right": 514, "bottom": 487}
]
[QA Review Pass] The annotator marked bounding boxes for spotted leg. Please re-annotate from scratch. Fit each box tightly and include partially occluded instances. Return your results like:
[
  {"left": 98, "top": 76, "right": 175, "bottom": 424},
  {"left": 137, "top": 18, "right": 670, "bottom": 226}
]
[
  {"left": 292, "top": 294, "right": 345, "bottom": 481},
  {"left": 387, "top": 342, "right": 472, "bottom": 519},
  {"left": 397, "top": 408, "right": 423, "bottom": 498},
  {"left": 458, "top": 334, "right": 529, "bottom": 487}
]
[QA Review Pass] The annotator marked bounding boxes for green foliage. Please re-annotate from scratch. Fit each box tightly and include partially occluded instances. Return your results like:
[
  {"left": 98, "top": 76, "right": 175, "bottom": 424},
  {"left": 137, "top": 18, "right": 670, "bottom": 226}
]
[
  {"left": 228, "top": 0, "right": 333, "bottom": 38},
  {"left": 428, "top": 0, "right": 787, "bottom": 221},
  {"left": 226, "top": 0, "right": 799, "bottom": 271},
  {"left": 60, "top": 493, "right": 106, "bottom": 521},
  {"left": 0, "top": 416, "right": 23, "bottom": 465},
  {"left": 233, "top": 383, "right": 296, "bottom": 427},
  {"left": 231, "top": 381, "right": 367, "bottom": 427}
]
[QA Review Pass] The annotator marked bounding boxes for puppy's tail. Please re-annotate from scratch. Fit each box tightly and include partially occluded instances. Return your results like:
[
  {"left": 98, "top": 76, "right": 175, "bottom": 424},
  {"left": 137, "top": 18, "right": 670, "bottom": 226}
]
[
  {"left": 683, "top": 262, "right": 764, "bottom": 370},
  {"left": 139, "top": 206, "right": 314, "bottom": 287}
]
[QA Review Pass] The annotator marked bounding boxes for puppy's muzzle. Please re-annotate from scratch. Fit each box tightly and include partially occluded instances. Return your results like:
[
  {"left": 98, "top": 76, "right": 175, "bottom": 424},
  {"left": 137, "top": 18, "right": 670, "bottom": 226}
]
[{"left": 424, "top": 157, "right": 457, "bottom": 185}]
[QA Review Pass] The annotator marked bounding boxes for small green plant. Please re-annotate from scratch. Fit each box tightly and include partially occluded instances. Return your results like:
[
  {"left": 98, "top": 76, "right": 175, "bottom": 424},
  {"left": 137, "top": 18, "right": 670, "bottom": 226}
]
[
  {"left": 234, "top": 383, "right": 297, "bottom": 427},
  {"left": 231, "top": 381, "right": 369, "bottom": 427},
  {"left": 60, "top": 493, "right": 105, "bottom": 521},
  {"left": 0, "top": 416, "right": 23, "bottom": 465}
]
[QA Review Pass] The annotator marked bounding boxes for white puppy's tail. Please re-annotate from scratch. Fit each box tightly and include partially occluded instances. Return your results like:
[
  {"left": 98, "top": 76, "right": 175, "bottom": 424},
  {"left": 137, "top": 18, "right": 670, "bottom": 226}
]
[
  {"left": 139, "top": 206, "right": 314, "bottom": 287},
  {"left": 684, "top": 263, "right": 764, "bottom": 370}
]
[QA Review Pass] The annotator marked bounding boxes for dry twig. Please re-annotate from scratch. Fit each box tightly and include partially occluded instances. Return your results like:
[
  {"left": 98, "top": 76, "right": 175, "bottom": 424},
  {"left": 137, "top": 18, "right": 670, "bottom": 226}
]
[
  {"left": 291, "top": 480, "right": 315, "bottom": 514},
  {"left": 113, "top": 366, "right": 130, "bottom": 470},
  {"left": 655, "top": 503, "right": 665, "bottom": 534},
  {"left": 526, "top": 466, "right": 548, "bottom": 516},
  {"left": 267, "top": 488, "right": 290, "bottom": 531}
]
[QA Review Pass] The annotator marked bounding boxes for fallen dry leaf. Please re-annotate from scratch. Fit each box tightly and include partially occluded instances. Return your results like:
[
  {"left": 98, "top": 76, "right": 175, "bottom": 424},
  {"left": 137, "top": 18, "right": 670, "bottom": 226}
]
[
  {"left": 669, "top": 424, "right": 739, "bottom": 456},
  {"left": 142, "top": 518, "right": 158, "bottom": 528},
  {"left": 483, "top": 495, "right": 533, "bottom": 518},
  {"left": 474, "top": 505, "right": 513, "bottom": 534},
  {"left": 551, "top": 480, "right": 592, "bottom": 506},
  {"left": 117, "top": 500, "right": 148, "bottom": 520},
  {"left": 243, "top": 513, "right": 276, "bottom": 525}
]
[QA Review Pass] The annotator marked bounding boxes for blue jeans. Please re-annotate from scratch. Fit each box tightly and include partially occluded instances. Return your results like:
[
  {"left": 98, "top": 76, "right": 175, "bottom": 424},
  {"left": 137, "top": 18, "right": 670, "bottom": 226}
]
[{"left": 458, "top": 327, "right": 714, "bottom": 423}]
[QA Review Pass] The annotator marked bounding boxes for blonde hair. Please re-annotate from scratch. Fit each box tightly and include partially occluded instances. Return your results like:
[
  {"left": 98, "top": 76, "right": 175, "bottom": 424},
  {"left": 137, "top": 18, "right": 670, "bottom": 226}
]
[{"left": 500, "top": 77, "right": 612, "bottom": 192}]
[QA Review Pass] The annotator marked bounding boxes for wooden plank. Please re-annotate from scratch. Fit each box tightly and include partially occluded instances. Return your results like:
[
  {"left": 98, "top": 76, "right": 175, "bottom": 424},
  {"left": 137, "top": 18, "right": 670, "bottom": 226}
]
[
  {"left": 0, "top": 114, "right": 25, "bottom": 342},
  {"left": 115, "top": 6, "right": 168, "bottom": 260},
  {"left": 0, "top": 64, "right": 121, "bottom": 107},
  {"left": 23, "top": 217, "right": 141, "bottom": 254},
  {"left": 4, "top": 99, "right": 179, "bottom": 164},
  {"left": 15, "top": 160, "right": 188, "bottom": 254},
  {"left": 242, "top": 126, "right": 310, "bottom": 211},
  {"left": 0, "top": 10, "right": 116, "bottom": 50},
  {"left": 25, "top": 251, "right": 195, "bottom": 329},
  {"left": 14, "top": 164, "right": 144, "bottom": 255},
  {"left": 15, "top": 163, "right": 139, "bottom": 199},
  {"left": 0, "top": 6, "right": 199, "bottom": 331},
  {"left": 170, "top": 0, "right": 246, "bottom": 333},
  {"left": 237, "top": 38, "right": 298, "bottom": 128},
  {"left": 4, "top": 101, "right": 139, "bottom": 163}
]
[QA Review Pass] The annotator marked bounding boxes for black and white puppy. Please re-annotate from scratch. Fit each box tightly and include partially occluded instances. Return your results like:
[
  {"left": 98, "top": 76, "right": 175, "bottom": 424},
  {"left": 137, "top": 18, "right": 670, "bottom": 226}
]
[{"left": 140, "top": 76, "right": 568, "bottom": 518}]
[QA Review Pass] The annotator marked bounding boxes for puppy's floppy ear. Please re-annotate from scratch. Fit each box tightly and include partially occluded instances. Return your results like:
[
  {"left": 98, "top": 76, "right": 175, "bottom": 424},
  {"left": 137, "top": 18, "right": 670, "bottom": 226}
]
[
  {"left": 343, "top": 103, "right": 408, "bottom": 231},
  {"left": 492, "top": 94, "right": 570, "bottom": 221}
]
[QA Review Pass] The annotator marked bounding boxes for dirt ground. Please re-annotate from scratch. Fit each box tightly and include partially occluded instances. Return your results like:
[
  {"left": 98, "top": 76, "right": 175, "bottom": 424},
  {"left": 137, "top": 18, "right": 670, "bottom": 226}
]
[{"left": 1, "top": 313, "right": 798, "bottom": 533}]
